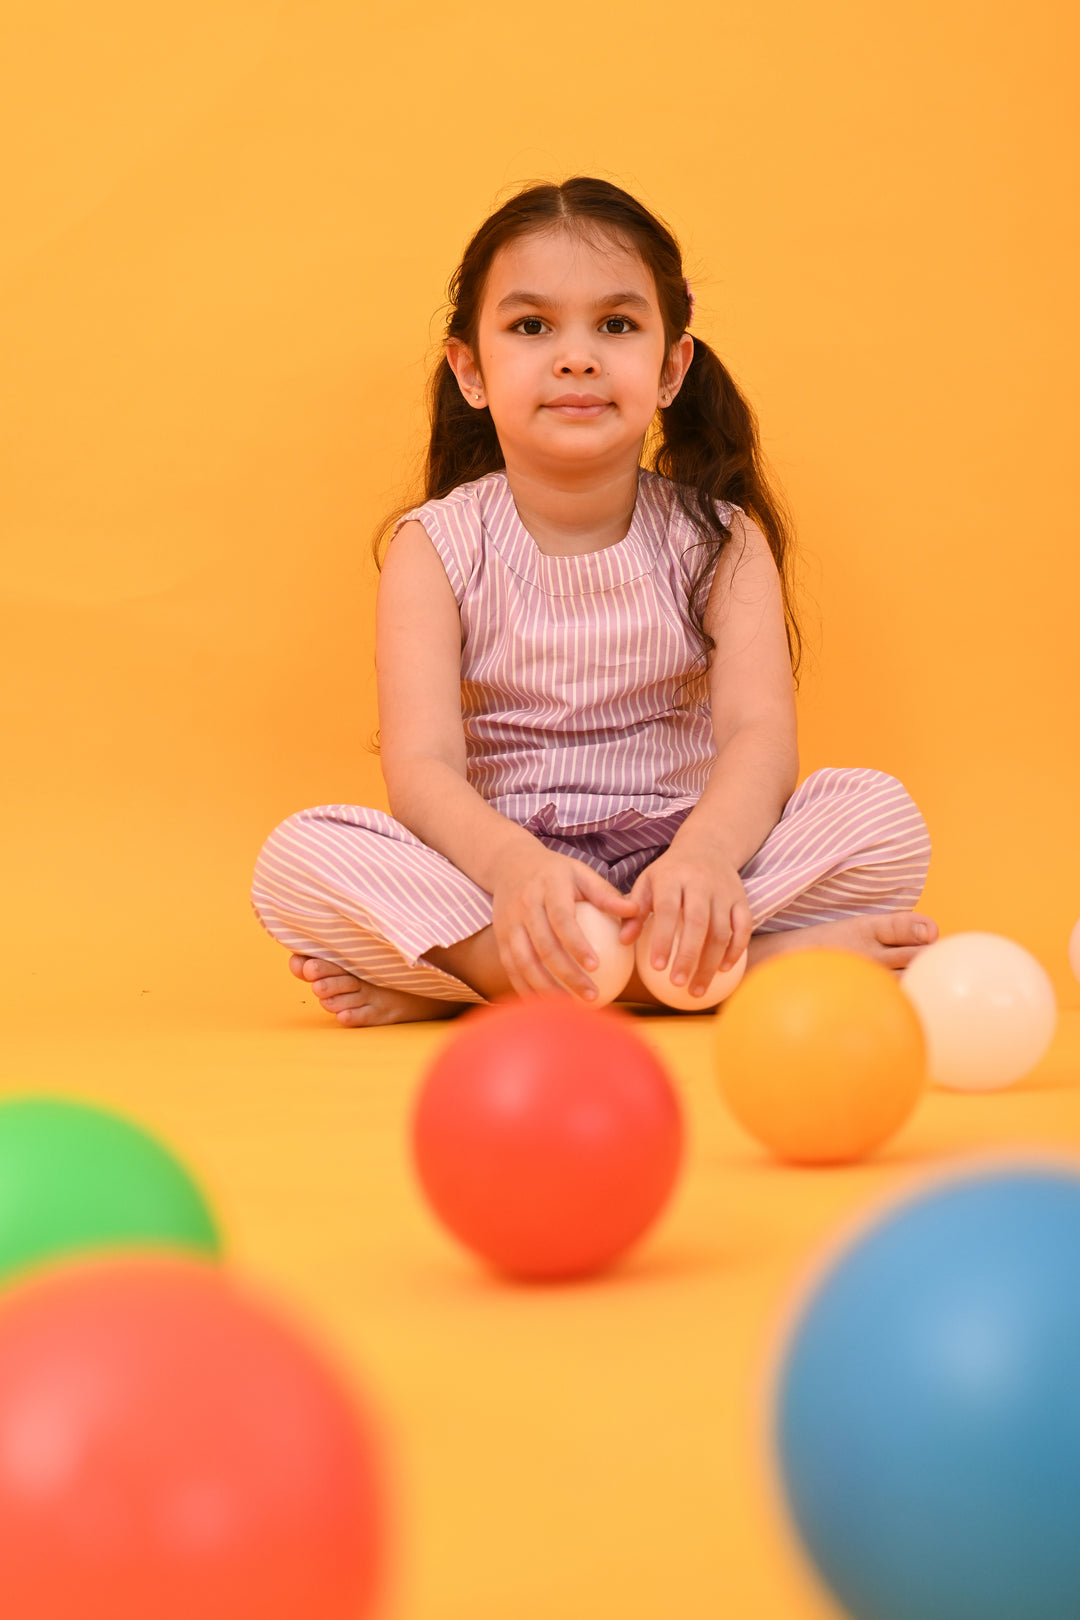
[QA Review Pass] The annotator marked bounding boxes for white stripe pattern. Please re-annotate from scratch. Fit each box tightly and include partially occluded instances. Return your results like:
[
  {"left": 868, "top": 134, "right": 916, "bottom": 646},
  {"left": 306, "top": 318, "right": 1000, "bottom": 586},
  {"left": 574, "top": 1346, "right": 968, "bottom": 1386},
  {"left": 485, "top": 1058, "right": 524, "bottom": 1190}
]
[
  {"left": 402, "top": 469, "right": 731, "bottom": 832},
  {"left": 251, "top": 472, "right": 931, "bottom": 1002},
  {"left": 251, "top": 768, "right": 930, "bottom": 1002}
]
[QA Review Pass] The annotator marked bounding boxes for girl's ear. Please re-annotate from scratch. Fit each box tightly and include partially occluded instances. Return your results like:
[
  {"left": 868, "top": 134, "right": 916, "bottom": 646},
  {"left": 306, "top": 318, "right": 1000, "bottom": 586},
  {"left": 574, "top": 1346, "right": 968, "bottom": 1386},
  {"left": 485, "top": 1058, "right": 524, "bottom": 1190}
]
[
  {"left": 664, "top": 331, "right": 696, "bottom": 399},
  {"left": 445, "top": 337, "right": 483, "bottom": 401}
]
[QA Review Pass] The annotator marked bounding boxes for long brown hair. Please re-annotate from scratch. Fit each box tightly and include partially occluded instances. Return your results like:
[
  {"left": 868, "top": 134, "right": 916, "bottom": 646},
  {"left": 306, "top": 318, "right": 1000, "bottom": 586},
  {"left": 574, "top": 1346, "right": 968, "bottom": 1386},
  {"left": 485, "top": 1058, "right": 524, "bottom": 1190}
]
[{"left": 371, "top": 175, "right": 803, "bottom": 714}]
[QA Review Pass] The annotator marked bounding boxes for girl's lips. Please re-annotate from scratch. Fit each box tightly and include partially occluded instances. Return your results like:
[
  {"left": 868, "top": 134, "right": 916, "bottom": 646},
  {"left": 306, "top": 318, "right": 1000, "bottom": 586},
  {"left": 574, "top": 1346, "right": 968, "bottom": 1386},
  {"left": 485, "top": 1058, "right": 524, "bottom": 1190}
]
[{"left": 545, "top": 402, "right": 611, "bottom": 417}]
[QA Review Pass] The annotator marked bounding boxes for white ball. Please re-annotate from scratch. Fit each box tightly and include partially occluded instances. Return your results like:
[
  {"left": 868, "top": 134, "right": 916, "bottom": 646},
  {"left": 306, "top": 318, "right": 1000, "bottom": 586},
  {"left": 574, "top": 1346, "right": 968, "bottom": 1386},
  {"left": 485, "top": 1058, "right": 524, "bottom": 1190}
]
[
  {"left": 567, "top": 901, "right": 635, "bottom": 1008},
  {"left": 634, "top": 913, "right": 747, "bottom": 1011},
  {"left": 1069, "top": 916, "right": 1080, "bottom": 983},
  {"left": 899, "top": 930, "right": 1057, "bottom": 1091}
]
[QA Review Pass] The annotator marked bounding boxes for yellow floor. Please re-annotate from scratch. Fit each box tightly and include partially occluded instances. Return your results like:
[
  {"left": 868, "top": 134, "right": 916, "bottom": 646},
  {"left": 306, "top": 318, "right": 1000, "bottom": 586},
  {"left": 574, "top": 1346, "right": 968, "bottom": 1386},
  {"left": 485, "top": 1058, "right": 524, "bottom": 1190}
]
[{"left": 2, "top": 1004, "right": 1079, "bottom": 1620}]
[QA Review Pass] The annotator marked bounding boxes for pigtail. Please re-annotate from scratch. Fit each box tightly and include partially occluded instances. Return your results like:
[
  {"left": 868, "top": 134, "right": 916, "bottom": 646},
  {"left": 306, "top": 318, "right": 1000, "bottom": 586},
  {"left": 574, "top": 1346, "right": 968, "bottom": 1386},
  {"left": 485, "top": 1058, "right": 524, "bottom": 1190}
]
[{"left": 655, "top": 335, "right": 804, "bottom": 698}]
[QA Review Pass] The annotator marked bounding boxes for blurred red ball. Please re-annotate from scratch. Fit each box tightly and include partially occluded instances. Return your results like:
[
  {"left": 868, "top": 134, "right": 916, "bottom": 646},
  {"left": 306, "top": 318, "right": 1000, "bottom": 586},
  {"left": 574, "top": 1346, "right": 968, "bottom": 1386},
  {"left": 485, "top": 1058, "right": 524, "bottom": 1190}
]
[
  {"left": 0, "top": 1256, "right": 386, "bottom": 1620},
  {"left": 412, "top": 999, "right": 684, "bottom": 1280}
]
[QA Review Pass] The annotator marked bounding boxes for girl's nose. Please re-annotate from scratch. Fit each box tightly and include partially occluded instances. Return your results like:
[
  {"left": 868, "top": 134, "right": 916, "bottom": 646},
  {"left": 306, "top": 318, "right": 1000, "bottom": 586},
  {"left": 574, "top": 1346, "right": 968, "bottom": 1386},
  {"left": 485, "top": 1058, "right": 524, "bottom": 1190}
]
[
  {"left": 557, "top": 353, "right": 598, "bottom": 373},
  {"left": 554, "top": 331, "right": 599, "bottom": 375}
]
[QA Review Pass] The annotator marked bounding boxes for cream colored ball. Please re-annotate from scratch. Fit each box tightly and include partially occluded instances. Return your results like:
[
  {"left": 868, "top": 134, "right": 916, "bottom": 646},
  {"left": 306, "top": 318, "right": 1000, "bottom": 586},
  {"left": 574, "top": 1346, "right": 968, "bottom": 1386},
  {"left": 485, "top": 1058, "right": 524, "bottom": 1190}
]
[
  {"left": 567, "top": 901, "right": 635, "bottom": 1008},
  {"left": 900, "top": 931, "right": 1057, "bottom": 1091},
  {"left": 635, "top": 913, "right": 747, "bottom": 1011},
  {"left": 1069, "top": 916, "right": 1080, "bottom": 983}
]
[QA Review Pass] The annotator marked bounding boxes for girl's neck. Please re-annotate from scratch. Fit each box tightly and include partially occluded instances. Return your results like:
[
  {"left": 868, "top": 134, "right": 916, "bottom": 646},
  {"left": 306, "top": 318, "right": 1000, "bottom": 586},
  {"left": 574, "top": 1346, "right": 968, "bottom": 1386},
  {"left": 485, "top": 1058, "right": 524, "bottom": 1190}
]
[{"left": 502, "top": 461, "right": 643, "bottom": 558}]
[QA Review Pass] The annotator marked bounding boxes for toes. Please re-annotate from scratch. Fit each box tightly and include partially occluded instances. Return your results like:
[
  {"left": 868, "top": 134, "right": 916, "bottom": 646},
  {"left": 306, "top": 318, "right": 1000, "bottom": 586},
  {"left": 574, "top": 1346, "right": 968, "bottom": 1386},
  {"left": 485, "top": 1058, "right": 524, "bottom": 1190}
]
[
  {"left": 312, "top": 973, "right": 361, "bottom": 996},
  {"left": 337, "top": 1006, "right": 371, "bottom": 1026},
  {"left": 321, "top": 989, "right": 370, "bottom": 1012},
  {"left": 302, "top": 957, "right": 341, "bottom": 982}
]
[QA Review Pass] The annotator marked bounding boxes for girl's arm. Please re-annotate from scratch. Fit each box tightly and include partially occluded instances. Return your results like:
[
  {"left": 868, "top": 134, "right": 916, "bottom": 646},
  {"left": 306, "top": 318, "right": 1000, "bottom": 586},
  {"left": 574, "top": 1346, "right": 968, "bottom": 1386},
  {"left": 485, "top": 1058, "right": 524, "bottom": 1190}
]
[
  {"left": 670, "top": 512, "right": 800, "bottom": 866},
  {"left": 376, "top": 521, "right": 540, "bottom": 892}
]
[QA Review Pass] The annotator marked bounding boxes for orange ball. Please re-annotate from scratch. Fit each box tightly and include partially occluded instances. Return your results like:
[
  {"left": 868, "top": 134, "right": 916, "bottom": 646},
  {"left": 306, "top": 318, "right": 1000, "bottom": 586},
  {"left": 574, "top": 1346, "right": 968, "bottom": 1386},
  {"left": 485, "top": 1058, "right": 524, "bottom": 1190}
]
[{"left": 713, "top": 949, "right": 927, "bottom": 1164}]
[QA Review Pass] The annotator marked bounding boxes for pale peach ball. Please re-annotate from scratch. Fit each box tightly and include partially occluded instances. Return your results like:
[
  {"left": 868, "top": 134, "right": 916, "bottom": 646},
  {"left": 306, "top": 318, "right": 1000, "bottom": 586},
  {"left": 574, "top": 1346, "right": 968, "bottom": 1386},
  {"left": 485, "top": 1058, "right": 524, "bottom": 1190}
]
[
  {"left": 634, "top": 913, "right": 748, "bottom": 1011},
  {"left": 567, "top": 901, "right": 636, "bottom": 1007},
  {"left": 900, "top": 931, "right": 1057, "bottom": 1092}
]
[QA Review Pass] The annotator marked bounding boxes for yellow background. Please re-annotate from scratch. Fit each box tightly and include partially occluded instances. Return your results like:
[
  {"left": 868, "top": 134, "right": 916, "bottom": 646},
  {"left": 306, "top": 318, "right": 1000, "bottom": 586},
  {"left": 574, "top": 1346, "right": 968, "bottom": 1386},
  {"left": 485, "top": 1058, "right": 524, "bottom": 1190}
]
[
  {"left": 2, "top": 5, "right": 1080, "bottom": 1617},
  {"left": 2, "top": 0, "right": 1078, "bottom": 1030}
]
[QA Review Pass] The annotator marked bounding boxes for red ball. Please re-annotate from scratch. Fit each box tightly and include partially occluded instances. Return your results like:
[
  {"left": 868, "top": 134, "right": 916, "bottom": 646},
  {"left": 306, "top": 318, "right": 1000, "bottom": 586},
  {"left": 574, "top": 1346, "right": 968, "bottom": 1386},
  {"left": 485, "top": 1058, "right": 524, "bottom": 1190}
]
[
  {"left": 0, "top": 1256, "right": 386, "bottom": 1620},
  {"left": 411, "top": 999, "right": 684, "bottom": 1280}
]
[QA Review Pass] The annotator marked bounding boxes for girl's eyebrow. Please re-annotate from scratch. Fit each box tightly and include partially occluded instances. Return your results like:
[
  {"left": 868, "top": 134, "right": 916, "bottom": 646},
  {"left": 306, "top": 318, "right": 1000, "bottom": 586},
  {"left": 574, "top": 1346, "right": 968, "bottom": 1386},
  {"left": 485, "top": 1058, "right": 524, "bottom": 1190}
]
[{"left": 494, "top": 289, "right": 652, "bottom": 314}]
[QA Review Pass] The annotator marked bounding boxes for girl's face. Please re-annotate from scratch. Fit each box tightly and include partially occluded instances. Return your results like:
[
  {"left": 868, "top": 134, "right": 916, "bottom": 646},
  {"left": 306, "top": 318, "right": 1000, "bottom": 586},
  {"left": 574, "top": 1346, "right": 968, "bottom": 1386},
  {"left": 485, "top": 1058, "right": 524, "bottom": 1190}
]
[{"left": 448, "top": 228, "right": 692, "bottom": 475}]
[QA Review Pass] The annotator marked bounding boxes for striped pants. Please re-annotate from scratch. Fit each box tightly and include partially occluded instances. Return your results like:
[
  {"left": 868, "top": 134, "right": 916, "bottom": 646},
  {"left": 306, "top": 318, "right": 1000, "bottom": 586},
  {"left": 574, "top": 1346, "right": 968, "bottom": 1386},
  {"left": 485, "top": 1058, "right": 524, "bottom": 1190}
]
[{"left": 250, "top": 767, "right": 932, "bottom": 1006}]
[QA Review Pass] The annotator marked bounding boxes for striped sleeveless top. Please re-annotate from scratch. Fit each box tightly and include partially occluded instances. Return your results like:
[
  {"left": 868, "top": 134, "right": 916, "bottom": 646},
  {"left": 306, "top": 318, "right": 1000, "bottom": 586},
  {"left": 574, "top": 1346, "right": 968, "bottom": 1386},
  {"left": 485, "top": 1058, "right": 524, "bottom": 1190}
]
[{"left": 392, "top": 467, "right": 742, "bottom": 838}]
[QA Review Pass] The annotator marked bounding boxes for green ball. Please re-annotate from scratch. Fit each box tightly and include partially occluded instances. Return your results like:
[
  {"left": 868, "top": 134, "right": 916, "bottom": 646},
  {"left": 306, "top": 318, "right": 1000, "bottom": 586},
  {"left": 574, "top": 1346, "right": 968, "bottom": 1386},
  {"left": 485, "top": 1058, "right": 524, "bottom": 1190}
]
[{"left": 0, "top": 1097, "right": 221, "bottom": 1285}]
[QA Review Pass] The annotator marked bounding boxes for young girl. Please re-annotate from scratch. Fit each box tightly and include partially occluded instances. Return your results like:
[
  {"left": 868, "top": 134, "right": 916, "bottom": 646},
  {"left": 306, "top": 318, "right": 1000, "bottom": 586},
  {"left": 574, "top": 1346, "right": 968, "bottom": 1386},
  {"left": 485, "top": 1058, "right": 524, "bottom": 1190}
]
[{"left": 251, "top": 176, "right": 938, "bottom": 1027}]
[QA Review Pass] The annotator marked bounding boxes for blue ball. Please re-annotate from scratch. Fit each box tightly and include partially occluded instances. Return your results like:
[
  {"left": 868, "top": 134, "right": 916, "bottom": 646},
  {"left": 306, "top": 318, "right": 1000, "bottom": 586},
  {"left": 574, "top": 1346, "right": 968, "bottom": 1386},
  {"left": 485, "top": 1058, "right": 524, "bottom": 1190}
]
[{"left": 777, "top": 1167, "right": 1080, "bottom": 1620}]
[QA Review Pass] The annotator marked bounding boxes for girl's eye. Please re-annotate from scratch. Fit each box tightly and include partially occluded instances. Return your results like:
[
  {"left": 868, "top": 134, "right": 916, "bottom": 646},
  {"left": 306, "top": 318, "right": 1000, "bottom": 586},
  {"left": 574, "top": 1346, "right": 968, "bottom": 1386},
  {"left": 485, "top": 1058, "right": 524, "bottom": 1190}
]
[{"left": 510, "top": 316, "right": 638, "bottom": 335}]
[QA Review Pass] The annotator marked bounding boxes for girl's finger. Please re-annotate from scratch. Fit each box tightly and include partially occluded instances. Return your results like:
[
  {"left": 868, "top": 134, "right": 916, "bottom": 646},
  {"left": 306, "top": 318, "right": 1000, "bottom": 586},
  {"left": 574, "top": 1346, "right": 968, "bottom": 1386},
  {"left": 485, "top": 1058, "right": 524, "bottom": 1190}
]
[
  {"left": 648, "top": 894, "right": 684, "bottom": 974},
  {"left": 576, "top": 875, "right": 641, "bottom": 947},
  {"left": 535, "top": 905, "right": 600, "bottom": 999},
  {"left": 530, "top": 919, "right": 594, "bottom": 999},
  {"left": 497, "top": 944, "right": 531, "bottom": 1000},
  {"left": 721, "top": 899, "right": 754, "bottom": 970},
  {"left": 669, "top": 901, "right": 712, "bottom": 987},
  {"left": 614, "top": 878, "right": 648, "bottom": 945},
  {"left": 508, "top": 923, "right": 567, "bottom": 1000},
  {"left": 585, "top": 879, "right": 640, "bottom": 920},
  {"left": 555, "top": 907, "right": 605, "bottom": 974},
  {"left": 688, "top": 902, "right": 733, "bottom": 995},
  {"left": 494, "top": 927, "right": 533, "bottom": 999}
]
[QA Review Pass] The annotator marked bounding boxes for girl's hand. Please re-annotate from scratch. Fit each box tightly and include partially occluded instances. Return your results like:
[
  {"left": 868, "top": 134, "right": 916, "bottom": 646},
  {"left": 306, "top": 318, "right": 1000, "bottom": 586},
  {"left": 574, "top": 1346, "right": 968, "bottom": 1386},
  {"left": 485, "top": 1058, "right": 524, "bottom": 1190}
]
[
  {"left": 619, "top": 843, "right": 753, "bottom": 998},
  {"left": 489, "top": 844, "right": 639, "bottom": 1001}
]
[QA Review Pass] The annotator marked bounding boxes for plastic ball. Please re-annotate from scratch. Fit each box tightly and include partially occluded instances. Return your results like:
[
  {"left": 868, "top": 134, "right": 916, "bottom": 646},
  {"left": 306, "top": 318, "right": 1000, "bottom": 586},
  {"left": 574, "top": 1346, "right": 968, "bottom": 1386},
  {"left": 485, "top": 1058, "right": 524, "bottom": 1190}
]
[
  {"left": 776, "top": 1164, "right": 1080, "bottom": 1620},
  {"left": 1068, "top": 916, "right": 1080, "bottom": 983},
  {"left": 900, "top": 931, "right": 1057, "bottom": 1091},
  {"left": 569, "top": 900, "right": 634, "bottom": 1006},
  {"left": 411, "top": 998, "right": 684, "bottom": 1279},
  {"left": 0, "top": 1255, "right": 386, "bottom": 1620},
  {"left": 713, "top": 949, "right": 926, "bottom": 1163},
  {"left": 0, "top": 1097, "right": 221, "bottom": 1286},
  {"left": 634, "top": 913, "right": 747, "bottom": 1009}
]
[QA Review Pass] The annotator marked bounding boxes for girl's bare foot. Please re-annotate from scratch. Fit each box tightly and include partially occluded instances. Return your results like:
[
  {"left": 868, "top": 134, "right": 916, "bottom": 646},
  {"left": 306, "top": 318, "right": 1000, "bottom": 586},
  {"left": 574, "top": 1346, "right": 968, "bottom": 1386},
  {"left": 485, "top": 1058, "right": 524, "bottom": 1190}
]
[
  {"left": 286, "top": 911, "right": 938, "bottom": 1028},
  {"left": 288, "top": 954, "right": 469, "bottom": 1027},
  {"left": 746, "top": 911, "right": 939, "bottom": 977}
]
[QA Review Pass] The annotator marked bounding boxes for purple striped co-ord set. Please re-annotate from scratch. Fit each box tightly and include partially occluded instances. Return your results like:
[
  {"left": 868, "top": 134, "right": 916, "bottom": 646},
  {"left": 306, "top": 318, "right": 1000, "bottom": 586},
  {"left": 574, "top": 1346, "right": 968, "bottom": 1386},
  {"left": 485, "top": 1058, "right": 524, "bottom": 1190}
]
[{"left": 251, "top": 468, "right": 931, "bottom": 1007}]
